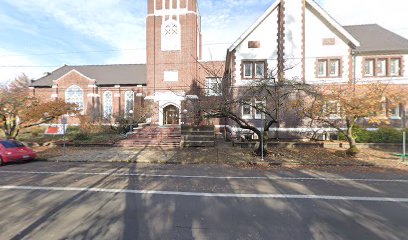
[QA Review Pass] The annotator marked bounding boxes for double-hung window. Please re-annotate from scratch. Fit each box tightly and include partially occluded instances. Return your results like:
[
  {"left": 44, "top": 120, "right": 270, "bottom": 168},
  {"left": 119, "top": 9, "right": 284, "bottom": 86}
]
[
  {"left": 376, "top": 59, "right": 387, "bottom": 77},
  {"left": 364, "top": 59, "right": 375, "bottom": 76},
  {"left": 242, "top": 60, "right": 266, "bottom": 79},
  {"left": 255, "top": 100, "right": 266, "bottom": 119},
  {"left": 329, "top": 59, "right": 340, "bottom": 77},
  {"left": 364, "top": 57, "right": 402, "bottom": 77},
  {"left": 318, "top": 60, "right": 327, "bottom": 77},
  {"left": 390, "top": 58, "right": 401, "bottom": 76},
  {"left": 317, "top": 58, "right": 341, "bottom": 77},
  {"left": 255, "top": 62, "right": 265, "bottom": 78},
  {"left": 242, "top": 101, "right": 252, "bottom": 118}
]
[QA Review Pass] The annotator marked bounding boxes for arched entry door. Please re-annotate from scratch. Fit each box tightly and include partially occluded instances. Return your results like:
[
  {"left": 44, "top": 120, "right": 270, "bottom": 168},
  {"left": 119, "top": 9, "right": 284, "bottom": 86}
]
[{"left": 163, "top": 105, "right": 180, "bottom": 125}]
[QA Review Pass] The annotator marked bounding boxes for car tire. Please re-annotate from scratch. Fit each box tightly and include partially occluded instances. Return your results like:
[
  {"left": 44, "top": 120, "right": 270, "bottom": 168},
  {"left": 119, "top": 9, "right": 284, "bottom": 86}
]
[{"left": 0, "top": 156, "right": 3, "bottom": 166}]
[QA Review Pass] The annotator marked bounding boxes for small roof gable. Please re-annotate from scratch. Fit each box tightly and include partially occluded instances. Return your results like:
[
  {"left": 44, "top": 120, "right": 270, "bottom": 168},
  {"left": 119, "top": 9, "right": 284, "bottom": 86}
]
[
  {"left": 228, "top": 1, "right": 280, "bottom": 52},
  {"left": 306, "top": 0, "right": 359, "bottom": 47},
  {"left": 344, "top": 24, "right": 408, "bottom": 54},
  {"left": 31, "top": 64, "right": 147, "bottom": 87},
  {"left": 228, "top": 0, "right": 360, "bottom": 52}
]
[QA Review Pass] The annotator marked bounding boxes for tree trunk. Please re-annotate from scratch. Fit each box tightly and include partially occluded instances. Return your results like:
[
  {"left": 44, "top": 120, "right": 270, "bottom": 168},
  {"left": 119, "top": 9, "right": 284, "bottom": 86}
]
[
  {"left": 3, "top": 118, "right": 19, "bottom": 139},
  {"left": 8, "top": 127, "right": 20, "bottom": 139},
  {"left": 345, "top": 119, "right": 359, "bottom": 156}
]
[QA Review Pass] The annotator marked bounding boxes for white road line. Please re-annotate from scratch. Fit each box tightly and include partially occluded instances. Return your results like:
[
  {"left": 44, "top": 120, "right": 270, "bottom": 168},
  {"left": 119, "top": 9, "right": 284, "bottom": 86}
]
[
  {"left": 0, "top": 170, "right": 407, "bottom": 183},
  {"left": 0, "top": 185, "right": 408, "bottom": 202}
]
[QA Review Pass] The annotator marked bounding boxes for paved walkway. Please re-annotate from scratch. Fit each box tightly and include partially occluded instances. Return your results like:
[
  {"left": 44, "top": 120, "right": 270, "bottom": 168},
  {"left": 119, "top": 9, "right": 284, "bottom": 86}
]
[{"left": 43, "top": 144, "right": 228, "bottom": 164}]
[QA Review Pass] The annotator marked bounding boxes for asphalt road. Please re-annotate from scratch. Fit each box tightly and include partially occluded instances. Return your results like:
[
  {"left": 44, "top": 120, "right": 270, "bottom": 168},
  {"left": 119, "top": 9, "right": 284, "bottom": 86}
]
[{"left": 1, "top": 162, "right": 408, "bottom": 240}]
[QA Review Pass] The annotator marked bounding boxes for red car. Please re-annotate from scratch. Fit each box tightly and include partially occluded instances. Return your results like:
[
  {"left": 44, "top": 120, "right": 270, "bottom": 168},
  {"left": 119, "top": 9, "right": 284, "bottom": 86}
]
[{"left": 0, "top": 140, "right": 37, "bottom": 165}]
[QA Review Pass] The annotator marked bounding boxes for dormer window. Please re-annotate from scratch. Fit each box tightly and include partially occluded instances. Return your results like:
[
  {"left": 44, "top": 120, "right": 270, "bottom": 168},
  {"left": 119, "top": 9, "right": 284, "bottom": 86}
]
[{"left": 161, "top": 19, "right": 181, "bottom": 51}]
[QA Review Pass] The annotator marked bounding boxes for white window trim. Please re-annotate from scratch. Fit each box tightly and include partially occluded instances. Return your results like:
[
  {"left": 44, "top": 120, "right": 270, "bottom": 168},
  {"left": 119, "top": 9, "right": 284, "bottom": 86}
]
[
  {"left": 377, "top": 59, "right": 387, "bottom": 77},
  {"left": 254, "top": 100, "right": 266, "bottom": 119},
  {"left": 390, "top": 104, "right": 401, "bottom": 120},
  {"left": 243, "top": 62, "right": 253, "bottom": 79},
  {"left": 318, "top": 60, "right": 327, "bottom": 77},
  {"left": 255, "top": 62, "right": 265, "bottom": 79},
  {"left": 329, "top": 59, "right": 340, "bottom": 77},
  {"left": 364, "top": 59, "right": 375, "bottom": 77},
  {"left": 390, "top": 58, "right": 401, "bottom": 77},
  {"left": 242, "top": 102, "right": 253, "bottom": 119}
]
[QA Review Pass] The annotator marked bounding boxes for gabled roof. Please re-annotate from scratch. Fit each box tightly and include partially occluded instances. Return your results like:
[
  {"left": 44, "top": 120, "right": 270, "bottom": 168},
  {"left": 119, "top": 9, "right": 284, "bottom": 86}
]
[
  {"left": 31, "top": 64, "right": 147, "bottom": 87},
  {"left": 228, "top": 0, "right": 280, "bottom": 52},
  {"left": 344, "top": 24, "right": 408, "bottom": 54},
  {"left": 228, "top": 0, "right": 360, "bottom": 52}
]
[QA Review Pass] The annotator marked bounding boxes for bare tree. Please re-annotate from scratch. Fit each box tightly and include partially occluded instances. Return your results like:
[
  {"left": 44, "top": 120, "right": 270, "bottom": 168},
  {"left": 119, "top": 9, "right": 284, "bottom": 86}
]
[{"left": 194, "top": 64, "right": 308, "bottom": 156}]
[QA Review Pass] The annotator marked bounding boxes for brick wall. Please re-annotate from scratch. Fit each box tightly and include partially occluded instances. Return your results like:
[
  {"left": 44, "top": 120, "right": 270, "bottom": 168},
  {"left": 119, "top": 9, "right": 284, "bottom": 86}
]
[{"left": 146, "top": 1, "right": 201, "bottom": 96}]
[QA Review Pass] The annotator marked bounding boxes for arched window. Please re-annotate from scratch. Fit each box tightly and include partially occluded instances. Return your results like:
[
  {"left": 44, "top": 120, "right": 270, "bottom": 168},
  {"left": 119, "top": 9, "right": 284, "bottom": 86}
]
[
  {"left": 103, "top": 91, "right": 113, "bottom": 119},
  {"left": 124, "top": 91, "right": 134, "bottom": 116},
  {"left": 65, "top": 85, "right": 84, "bottom": 112},
  {"left": 161, "top": 19, "right": 181, "bottom": 51}
]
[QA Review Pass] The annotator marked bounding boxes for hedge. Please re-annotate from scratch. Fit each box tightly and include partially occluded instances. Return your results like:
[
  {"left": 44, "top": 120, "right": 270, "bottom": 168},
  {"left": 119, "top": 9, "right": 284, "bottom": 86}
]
[{"left": 339, "top": 126, "right": 407, "bottom": 143}]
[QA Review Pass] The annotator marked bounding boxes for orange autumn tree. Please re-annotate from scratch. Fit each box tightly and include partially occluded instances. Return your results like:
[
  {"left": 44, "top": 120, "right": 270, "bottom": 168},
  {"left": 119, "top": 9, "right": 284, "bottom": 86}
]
[
  {"left": 301, "top": 81, "right": 405, "bottom": 155},
  {"left": 0, "top": 75, "right": 78, "bottom": 139}
]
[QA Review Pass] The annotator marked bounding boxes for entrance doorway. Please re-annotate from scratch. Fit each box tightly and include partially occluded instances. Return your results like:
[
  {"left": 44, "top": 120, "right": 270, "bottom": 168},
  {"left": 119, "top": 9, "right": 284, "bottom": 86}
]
[{"left": 163, "top": 105, "right": 180, "bottom": 125}]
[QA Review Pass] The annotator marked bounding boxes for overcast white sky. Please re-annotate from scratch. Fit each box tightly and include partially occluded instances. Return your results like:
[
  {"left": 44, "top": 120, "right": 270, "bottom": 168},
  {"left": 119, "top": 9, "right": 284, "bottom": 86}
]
[{"left": 0, "top": 0, "right": 407, "bottom": 84}]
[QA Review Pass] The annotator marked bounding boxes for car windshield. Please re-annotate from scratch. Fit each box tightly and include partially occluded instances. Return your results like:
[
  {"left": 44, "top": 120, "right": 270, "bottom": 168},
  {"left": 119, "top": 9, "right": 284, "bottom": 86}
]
[{"left": 0, "top": 140, "right": 25, "bottom": 149}]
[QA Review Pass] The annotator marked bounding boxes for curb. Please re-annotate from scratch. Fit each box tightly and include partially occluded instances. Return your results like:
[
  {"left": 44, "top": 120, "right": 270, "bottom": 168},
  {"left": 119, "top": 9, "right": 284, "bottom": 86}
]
[
  {"left": 55, "top": 143, "right": 116, "bottom": 147},
  {"left": 246, "top": 161, "right": 375, "bottom": 167},
  {"left": 36, "top": 159, "right": 376, "bottom": 167}
]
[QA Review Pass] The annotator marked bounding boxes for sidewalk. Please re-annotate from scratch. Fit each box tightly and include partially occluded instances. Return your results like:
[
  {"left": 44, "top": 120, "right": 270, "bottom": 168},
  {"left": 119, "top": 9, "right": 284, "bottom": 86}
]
[{"left": 33, "top": 140, "right": 408, "bottom": 170}]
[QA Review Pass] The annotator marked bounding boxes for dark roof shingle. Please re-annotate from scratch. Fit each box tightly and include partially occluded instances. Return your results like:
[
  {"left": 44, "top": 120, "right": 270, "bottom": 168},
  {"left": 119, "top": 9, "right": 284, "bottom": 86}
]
[
  {"left": 344, "top": 24, "right": 408, "bottom": 53},
  {"left": 31, "top": 64, "right": 146, "bottom": 87}
]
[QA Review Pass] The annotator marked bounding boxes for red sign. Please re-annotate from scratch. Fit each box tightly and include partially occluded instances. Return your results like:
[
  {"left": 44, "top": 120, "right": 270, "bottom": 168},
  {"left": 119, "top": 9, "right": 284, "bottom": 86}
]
[{"left": 45, "top": 126, "right": 64, "bottom": 135}]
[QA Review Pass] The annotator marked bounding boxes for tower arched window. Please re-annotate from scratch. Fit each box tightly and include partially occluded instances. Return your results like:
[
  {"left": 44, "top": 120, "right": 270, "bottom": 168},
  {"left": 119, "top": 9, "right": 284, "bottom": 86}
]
[
  {"left": 65, "top": 85, "right": 84, "bottom": 112},
  {"left": 161, "top": 19, "right": 181, "bottom": 51},
  {"left": 103, "top": 91, "right": 113, "bottom": 119},
  {"left": 124, "top": 91, "right": 134, "bottom": 116}
]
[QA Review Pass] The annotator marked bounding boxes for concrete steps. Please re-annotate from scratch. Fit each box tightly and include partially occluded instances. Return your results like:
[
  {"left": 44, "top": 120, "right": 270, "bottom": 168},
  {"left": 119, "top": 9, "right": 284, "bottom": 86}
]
[
  {"left": 115, "top": 125, "right": 181, "bottom": 148},
  {"left": 181, "top": 126, "right": 215, "bottom": 147}
]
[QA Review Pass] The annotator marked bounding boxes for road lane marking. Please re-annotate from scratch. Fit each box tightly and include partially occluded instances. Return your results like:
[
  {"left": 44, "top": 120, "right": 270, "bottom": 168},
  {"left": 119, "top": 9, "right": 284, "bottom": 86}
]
[
  {"left": 1, "top": 185, "right": 408, "bottom": 202},
  {"left": 0, "top": 170, "right": 407, "bottom": 183}
]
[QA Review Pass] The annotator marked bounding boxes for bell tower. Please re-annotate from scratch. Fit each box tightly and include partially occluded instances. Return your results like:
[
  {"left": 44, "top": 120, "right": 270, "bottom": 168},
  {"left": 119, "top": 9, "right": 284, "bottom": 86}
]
[{"left": 146, "top": 0, "right": 202, "bottom": 96}]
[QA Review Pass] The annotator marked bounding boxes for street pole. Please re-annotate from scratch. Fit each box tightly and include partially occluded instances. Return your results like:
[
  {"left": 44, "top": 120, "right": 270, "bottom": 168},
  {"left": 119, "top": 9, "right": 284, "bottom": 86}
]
[
  {"left": 403, "top": 131, "right": 406, "bottom": 161},
  {"left": 129, "top": 110, "right": 134, "bottom": 134},
  {"left": 402, "top": 107, "right": 406, "bottom": 161},
  {"left": 61, "top": 116, "right": 67, "bottom": 158},
  {"left": 261, "top": 110, "right": 264, "bottom": 161}
]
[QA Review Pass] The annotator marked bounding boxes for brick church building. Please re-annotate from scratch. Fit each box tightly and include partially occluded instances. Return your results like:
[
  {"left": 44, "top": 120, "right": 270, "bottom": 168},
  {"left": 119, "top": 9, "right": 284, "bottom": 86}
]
[
  {"left": 31, "top": 0, "right": 408, "bottom": 137},
  {"left": 30, "top": 0, "right": 224, "bottom": 126}
]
